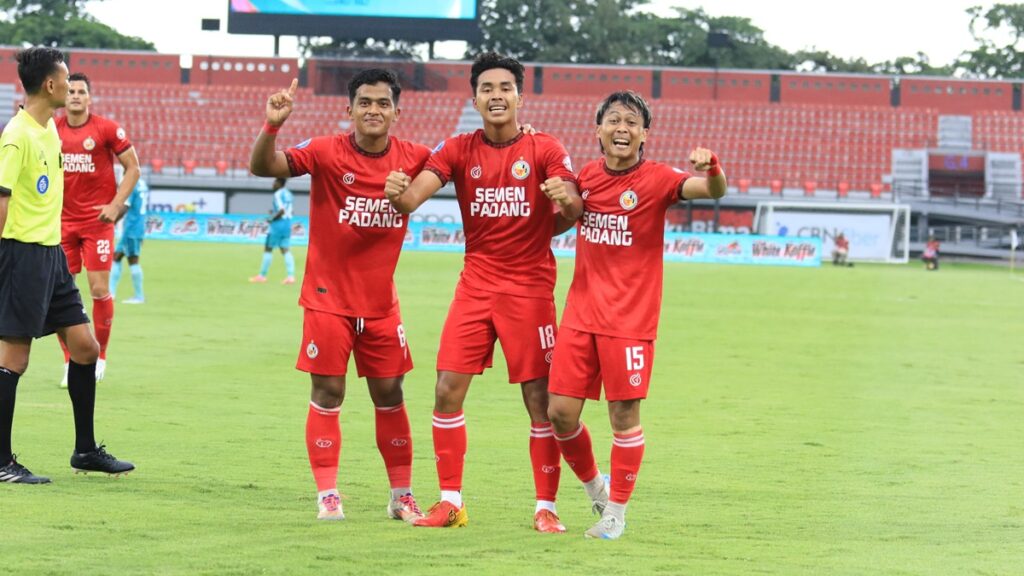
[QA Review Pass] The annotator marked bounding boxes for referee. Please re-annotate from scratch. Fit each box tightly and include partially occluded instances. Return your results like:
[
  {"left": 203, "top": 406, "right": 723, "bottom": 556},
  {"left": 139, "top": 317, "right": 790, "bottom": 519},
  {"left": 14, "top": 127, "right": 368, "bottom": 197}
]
[{"left": 0, "top": 47, "right": 133, "bottom": 484}]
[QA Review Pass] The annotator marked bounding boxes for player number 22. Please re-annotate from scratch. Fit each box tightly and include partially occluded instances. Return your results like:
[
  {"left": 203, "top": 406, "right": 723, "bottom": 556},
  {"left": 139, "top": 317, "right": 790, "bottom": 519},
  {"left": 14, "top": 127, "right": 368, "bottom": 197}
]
[
  {"left": 625, "top": 346, "right": 645, "bottom": 370},
  {"left": 537, "top": 325, "right": 555, "bottom": 350},
  {"left": 96, "top": 239, "right": 111, "bottom": 255}
]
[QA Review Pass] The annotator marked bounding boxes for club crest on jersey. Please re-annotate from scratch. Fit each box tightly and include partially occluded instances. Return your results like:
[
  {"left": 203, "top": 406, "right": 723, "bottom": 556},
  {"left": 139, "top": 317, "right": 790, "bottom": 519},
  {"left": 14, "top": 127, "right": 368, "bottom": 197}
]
[
  {"left": 116, "top": 127, "right": 126, "bottom": 141},
  {"left": 470, "top": 165, "right": 483, "bottom": 179},
  {"left": 511, "top": 159, "right": 531, "bottom": 180},
  {"left": 83, "top": 137, "right": 96, "bottom": 151},
  {"left": 562, "top": 156, "right": 573, "bottom": 172},
  {"left": 619, "top": 190, "right": 639, "bottom": 210},
  {"left": 342, "top": 173, "right": 356, "bottom": 185},
  {"left": 36, "top": 175, "right": 49, "bottom": 194},
  {"left": 306, "top": 340, "right": 319, "bottom": 359}
]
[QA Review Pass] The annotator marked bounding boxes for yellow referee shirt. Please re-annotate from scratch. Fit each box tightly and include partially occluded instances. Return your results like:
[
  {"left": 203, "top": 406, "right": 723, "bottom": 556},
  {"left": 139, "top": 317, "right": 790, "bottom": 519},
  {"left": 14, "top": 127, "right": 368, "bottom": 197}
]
[{"left": 0, "top": 108, "right": 64, "bottom": 246}]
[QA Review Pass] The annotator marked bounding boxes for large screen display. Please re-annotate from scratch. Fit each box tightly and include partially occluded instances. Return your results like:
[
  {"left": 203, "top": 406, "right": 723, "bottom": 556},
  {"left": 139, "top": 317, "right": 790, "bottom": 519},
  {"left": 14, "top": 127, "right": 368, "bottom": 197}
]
[
  {"left": 230, "top": 0, "right": 476, "bottom": 19},
  {"left": 227, "top": 0, "right": 480, "bottom": 41}
]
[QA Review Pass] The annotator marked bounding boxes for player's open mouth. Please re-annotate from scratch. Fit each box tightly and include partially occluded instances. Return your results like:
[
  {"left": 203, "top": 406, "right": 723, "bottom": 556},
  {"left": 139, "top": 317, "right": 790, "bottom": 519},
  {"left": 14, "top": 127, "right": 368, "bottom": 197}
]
[
  {"left": 488, "top": 104, "right": 507, "bottom": 112},
  {"left": 612, "top": 138, "right": 631, "bottom": 149}
]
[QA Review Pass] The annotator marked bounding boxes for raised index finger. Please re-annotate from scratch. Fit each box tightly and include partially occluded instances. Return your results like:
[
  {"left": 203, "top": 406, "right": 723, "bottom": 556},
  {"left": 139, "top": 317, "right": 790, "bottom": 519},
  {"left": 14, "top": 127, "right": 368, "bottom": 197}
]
[{"left": 287, "top": 78, "right": 298, "bottom": 98}]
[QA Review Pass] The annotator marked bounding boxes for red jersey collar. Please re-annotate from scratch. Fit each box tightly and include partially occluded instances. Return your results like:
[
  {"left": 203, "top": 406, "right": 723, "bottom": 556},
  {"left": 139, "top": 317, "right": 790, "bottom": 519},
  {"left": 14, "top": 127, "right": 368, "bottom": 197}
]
[
  {"left": 348, "top": 132, "right": 391, "bottom": 158},
  {"left": 602, "top": 158, "right": 645, "bottom": 177},
  {"left": 481, "top": 129, "right": 524, "bottom": 149}
]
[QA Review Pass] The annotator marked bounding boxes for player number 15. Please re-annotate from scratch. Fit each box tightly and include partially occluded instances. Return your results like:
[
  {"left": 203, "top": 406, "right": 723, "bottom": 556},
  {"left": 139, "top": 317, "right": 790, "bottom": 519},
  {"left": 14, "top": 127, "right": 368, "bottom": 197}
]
[{"left": 626, "top": 346, "right": 644, "bottom": 370}]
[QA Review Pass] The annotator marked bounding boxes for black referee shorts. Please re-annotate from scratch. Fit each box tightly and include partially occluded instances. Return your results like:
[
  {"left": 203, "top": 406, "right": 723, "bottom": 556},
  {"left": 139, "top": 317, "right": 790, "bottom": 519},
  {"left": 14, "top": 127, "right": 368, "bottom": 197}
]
[{"left": 0, "top": 239, "right": 90, "bottom": 339}]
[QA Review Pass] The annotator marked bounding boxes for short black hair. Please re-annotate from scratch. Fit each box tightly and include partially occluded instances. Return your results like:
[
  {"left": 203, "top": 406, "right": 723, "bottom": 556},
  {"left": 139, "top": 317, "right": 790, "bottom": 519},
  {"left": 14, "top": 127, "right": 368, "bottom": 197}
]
[
  {"left": 68, "top": 72, "right": 91, "bottom": 92},
  {"left": 273, "top": 177, "right": 287, "bottom": 188},
  {"left": 16, "top": 47, "right": 65, "bottom": 95},
  {"left": 347, "top": 68, "right": 401, "bottom": 105},
  {"left": 470, "top": 52, "right": 524, "bottom": 94},
  {"left": 595, "top": 91, "right": 652, "bottom": 129}
]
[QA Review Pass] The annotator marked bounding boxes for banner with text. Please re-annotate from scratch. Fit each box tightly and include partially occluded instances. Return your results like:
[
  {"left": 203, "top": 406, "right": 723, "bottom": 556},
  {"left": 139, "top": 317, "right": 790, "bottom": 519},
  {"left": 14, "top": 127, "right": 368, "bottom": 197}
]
[{"left": 143, "top": 215, "right": 820, "bottom": 267}]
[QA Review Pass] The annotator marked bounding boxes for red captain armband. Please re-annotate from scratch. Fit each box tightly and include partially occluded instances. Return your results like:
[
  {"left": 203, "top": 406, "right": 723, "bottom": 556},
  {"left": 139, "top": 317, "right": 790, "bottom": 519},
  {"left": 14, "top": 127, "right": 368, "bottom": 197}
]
[
  {"left": 262, "top": 121, "right": 282, "bottom": 136},
  {"left": 706, "top": 153, "right": 722, "bottom": 178}
]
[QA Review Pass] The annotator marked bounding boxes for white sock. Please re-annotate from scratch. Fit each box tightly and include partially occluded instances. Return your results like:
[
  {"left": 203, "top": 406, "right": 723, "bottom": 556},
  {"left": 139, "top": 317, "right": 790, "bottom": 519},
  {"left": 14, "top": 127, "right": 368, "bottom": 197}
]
[
  {"left": 441, "top": 490, "right": 462, "bottom": 508},
  {"left": 391, "top": 487, "right": 411, "bottom": 500},
  {"left": 605, "top": 501, "right": 627, "bottom": 521},
  {"left": 584, "top": 472, "right": 606, "bottom": 501},
  {"left": 535, "top": 500, "right": 557, "bottom": 514}
]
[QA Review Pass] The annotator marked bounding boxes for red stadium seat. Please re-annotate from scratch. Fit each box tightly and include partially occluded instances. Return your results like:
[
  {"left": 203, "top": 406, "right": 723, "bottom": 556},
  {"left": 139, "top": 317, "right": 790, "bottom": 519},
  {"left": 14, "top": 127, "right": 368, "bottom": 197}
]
[
  {"left": 183, "top": 160, "right": 197, "bottom": 175},
  {"left": 215, "top": 160, "right": 229, "bottom": 175},
  {"left": 770, "top": 179, "right": 783, "bottom": 195},
  {"left": 869, "top": 183, "right": 883, "bottom": 198},
  {"left": 837, "top": 182, "right": 850, "bottom": 198},
  {"left": 737, "top": 178, "right": 751, "bottom": 194},
  {"left": 150, "top": 158, "right": 164, "bottom": 174},
  {"left": 803, "top": 180, "right": 817, "bottom": 197}
]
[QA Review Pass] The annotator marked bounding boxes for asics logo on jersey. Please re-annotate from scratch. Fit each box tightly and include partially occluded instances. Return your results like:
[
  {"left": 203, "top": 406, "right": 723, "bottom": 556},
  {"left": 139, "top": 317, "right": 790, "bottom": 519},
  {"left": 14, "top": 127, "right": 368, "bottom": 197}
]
[
  {"left": 315, "top": 438, "right": 333, "bottom": 448},
  {"left": 342, "top": 173, "right": 356, "bottom": 185},
  {"left": 83, "top": 137, "right": 96, "bottom": 151},
  {"left": 619, "top": 190, "right": 639, "bottom": 210},
  {"left": 511, "top": 159, "right": 531, "bottom": 180},
  {"left": 629, "top": 373, "right": 642, "bottom": 387},
  {"left": 390, "top": 438, "right": 408, "bottom": 447},
  {"left": 470, "top": 165, "right": 483, "bottom": 179},
  {"left": 306, "top": 341, "right": 319, "bottom": 359}
]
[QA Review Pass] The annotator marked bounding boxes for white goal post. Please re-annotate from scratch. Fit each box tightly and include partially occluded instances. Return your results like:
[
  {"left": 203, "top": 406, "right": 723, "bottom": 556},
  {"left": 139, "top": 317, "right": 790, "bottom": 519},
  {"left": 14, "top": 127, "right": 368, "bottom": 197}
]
[{"left": 753, "top": 201, "right": 912, "bottom": 264}]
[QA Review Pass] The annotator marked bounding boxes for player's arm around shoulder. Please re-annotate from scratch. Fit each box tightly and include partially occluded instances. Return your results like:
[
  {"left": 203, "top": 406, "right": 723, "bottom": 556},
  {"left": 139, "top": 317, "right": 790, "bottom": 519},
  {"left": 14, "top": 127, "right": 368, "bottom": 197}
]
[
  {"left": 250, "top": 79, "right": 298, "bottom": 179},
  {"left": 681, "top": 147, "right": 727, "bottom": 201}
]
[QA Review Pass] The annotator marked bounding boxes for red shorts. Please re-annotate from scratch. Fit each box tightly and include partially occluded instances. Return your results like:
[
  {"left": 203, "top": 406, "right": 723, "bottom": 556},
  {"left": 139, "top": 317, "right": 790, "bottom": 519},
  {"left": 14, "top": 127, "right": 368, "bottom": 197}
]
[
  {"left": 296, "top": 308, "right": 413, "bottom": 378},
  {"left": 61, "top": 221, "right": 114, "bottom": 274},
  {"left": 436, "top": 283, "right": 557, "bottom": 383},
  {"left": 549, "top": 326, "right": 655, "bottom": 402}
]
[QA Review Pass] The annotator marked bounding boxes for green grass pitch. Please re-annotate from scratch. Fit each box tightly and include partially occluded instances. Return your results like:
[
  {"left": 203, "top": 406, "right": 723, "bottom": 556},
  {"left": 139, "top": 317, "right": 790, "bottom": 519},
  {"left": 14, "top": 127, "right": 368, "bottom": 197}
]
[{"left": 3, "top": 241, "right": 1022, "bottom": 575}]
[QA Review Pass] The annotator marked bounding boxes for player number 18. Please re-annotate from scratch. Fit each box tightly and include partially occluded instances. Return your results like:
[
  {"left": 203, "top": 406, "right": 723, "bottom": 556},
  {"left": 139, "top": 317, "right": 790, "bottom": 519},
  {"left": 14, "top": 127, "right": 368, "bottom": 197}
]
[
  {"left": 537, "top": 325, "right": 555, "bottom": 350},
  {"left": 625, "top": 346, "right": 644, "bottom": 370}
]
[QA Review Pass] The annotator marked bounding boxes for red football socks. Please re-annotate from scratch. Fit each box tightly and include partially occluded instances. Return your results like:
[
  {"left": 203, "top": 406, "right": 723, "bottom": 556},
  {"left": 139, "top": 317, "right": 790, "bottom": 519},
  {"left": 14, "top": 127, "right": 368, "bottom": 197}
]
[
  {"left": 305, "top": 402, "right": 341, "bottom": 493},
  {"left": 92, "top": 294, "right": 114, "bottom": 359},
  {"left": 530, "top": 421, "right": 561, "bottom": 501},
  {"left": 609, "top": 428, "right": 645, "bottom": 505},
  {"left": 375, "top": 403, "right": 413, "bottom": 489},
  {"left": 431, "top": 410, "right": 466, "bottom": 492},
  {"left": 554, "top": 422, "right": 599, "bottom": 483}
]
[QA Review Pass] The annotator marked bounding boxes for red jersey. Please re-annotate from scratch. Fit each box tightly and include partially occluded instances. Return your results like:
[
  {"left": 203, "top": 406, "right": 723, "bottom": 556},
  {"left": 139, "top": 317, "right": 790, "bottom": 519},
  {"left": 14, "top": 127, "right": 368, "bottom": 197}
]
[
  {"left": 425, "top": 130, "right": 576, "bottom": 298},
  {"left": 56, "top": 113, "right": 133, "bottom": 226},
  {"left": 561, "top": 159, "right": 690, "bottom": 341},
  {"left": 286, "top": 132, "right": 431, "bottom": 318}
]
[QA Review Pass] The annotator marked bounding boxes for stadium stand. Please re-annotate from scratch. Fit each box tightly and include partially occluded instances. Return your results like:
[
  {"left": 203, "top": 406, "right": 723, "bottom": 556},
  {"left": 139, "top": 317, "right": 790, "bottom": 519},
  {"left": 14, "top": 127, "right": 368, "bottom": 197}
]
[{"left": 2, "top": 47, "right": 1023, "bottom": 203}]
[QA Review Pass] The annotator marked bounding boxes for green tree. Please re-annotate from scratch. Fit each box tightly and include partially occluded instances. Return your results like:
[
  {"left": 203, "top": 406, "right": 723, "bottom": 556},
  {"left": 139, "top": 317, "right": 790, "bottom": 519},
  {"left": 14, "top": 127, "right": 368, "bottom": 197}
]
[
  {"left": 299, "top": 37, "right": 421, "bottom": 60},
  {"left": 0, "top": 0, "right": 154, "bottom": 49},
  {"left": 958, "top": 3, "right": 1024, "bottom": 78}
]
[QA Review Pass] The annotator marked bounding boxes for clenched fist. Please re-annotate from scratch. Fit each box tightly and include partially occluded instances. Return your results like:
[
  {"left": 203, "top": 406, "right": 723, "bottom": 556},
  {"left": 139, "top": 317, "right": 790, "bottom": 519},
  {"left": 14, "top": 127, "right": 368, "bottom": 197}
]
[
  {"left": 385, "top": 170, "right": 411, "bottom": 203},
  {"left": 689, "top": 147, "right": 719, "bottom": 173},
  {"left": 541, "top": 177, "right": 570, "bottom": 207}
]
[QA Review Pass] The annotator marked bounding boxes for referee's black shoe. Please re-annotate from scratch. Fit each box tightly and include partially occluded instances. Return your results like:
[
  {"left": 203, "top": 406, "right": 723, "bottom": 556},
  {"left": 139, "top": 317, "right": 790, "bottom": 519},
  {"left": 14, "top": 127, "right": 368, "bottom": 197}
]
[
  {"left": 71, "top": 444, "right": 135, "bottom": 476},
  {"left": 0, "top": 456, "right": 51, "bottom": 484}
]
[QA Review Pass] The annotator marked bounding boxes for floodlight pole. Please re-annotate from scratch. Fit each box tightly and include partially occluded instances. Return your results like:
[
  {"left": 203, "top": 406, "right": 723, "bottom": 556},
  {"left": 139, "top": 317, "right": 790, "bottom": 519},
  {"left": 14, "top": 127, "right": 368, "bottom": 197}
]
[{"left": 274, "top": 35, "right": 280, "bottom": 57}]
